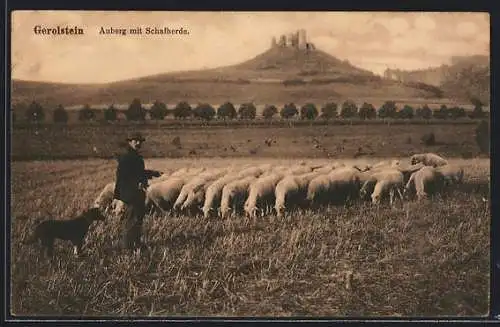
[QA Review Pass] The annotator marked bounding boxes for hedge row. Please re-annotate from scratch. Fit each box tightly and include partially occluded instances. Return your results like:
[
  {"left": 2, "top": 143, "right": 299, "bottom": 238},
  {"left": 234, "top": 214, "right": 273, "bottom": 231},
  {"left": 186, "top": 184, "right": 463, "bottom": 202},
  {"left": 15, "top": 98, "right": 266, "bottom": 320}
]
[{"left": 13, "top": 99, "right": 488, "bottom": 123}]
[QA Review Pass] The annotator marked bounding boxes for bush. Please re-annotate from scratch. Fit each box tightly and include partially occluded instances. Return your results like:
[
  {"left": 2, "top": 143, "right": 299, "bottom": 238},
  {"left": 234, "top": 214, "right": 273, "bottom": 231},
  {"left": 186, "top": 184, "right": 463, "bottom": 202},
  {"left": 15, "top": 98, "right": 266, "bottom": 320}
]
[
  {"left": 173, "top": 101, "right": 193, "bottom": 119},
  {"left": 262, "top": 105, "right": 278, "bottom": 119},
  {"left": 300, "top": 103, "right": 318, "bottom": 120},
  {"left": 149, "top": 101, "right": 168, "bottom": 120},
  {"left": 433, "top": 105, "right": 449, "bottom": 119},
  {"left": 238, "top": 103, "right": 257, "bottom": 119},
  {"left": 421, "top": 132, "right": 436, "bottom": 146},
  {"left": 280, "top": 103, "right": 298, "bottom": 119},
  {"left": 126, "top": 98, "right": 146, "bottom": 121},
  {"left": 449, "top": 107, "right": 467, "bottom": 119},
  {"left": 415, "top": 105, "right": 432, "bottom": 119},
  {"left": 358, "top": 102, "right": 376, "bottom": 120},
  {"left": 398, "top": 105, "right": 414, "bottom": 119},
  {"left": 78, "top": 104, "right": 96, "bottom": 121},
  {"left": 378, "top": 101, "right": 398, "bottom": 119},
  {"left": 340, "top": 100, "right": 358, "bottom": 119},
  {"left": 25, "top": 101, "right": 45, "bottom": 122},
  {"left": 320, "top": 103, "right": 338, "bottom": 120},
  {"left": 469, "top": 100, "right": 486, "bottom": 119},
  {"left": 193, "top": 103, "right": 216, "bottom": 121},
  {"left": 217, "top": 102, "right": 237, "bottom": 120},
  {"left": 475, "top": 120, "right": 490, "bottom": 154},
  {"left": 53, "top": 105, "right": 68, "bottom": 123},
  {"left": 104, "top": 105, "right": 118, "bottom": 121}
]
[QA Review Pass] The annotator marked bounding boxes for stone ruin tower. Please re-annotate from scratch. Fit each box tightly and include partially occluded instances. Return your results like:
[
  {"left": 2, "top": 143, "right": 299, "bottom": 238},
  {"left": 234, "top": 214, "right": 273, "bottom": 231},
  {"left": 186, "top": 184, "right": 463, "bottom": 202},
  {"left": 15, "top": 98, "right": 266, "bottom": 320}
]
[
  {"left": 298, "top": 29, "right": 307, "bottom": 49},
  {"left": 271, "top": 29, "right": 314, "bottom": 50}
]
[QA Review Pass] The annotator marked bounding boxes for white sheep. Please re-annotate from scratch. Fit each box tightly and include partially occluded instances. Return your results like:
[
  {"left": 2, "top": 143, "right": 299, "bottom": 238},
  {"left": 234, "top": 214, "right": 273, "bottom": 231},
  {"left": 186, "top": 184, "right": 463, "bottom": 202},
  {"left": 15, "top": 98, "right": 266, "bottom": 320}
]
[
  {"left": 180, "top": 169, "right": 234, "bottom": 215},
  {"left": 170, "top": 167, "right": 205, "bottom": 178},
  {"left": 274, "top": 172, "right": 321, "bottom": 217},
  {"left": 220, "top": 176, "right": 257, "bottom": 218},
  {"left": 410, "top": 153, "right": 448, "bottom": 167},
  {"left": 235, "top": 166, "right": 267, "bottom": 179},
  {"left": 148, "top": 170, "right": 173, "bottom": 185},
  {"left": 244, "top": 173, "right": 285, "bottom": 218},
  {"left": 285, "top": 165, "right": 313, "bottom": 175},
  {"left": 436, "top": 164, "right": 465, "bottom": 187},
  {"left": 360, "top": 169, "right": 405, "bottom": 206},
  {"left": 202, "top": 173, "right": 241, "bottom": 218},
  {"left": 93, "top": 181, "right": 116, "bottom": 212},
  {"left": 312, "top": 164, "right": 337, "bottom": 174},
  {"left": 145, "top": 176, "right": 190, "bottom": 214},
  {"left": 92, "top": 181, "right": 126, "bottom": 216},
  {"left": 175, "top": 169, "right": 228, "bottom": 214},
  {"left": 202, "top": 167, "right": 265, "bottom": 218},
  {"left": 145, "top": 169, "right": 205, "bottom": 214},
  {"left": 391, "top": 162, "right": 426, "bottom": 185},
  {"left": 404, "top": 166, "right": 445, "bottom": 200},
  {"left": 306, "top": 167, "right": 361, "bottom": 207}
]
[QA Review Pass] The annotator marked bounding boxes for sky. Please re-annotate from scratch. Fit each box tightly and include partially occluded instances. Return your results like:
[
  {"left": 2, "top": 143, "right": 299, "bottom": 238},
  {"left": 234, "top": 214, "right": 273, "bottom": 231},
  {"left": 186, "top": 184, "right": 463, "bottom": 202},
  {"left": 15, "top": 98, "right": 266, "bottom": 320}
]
[{"left": 11, "top": 11, "right": 490, "bottom": 83}]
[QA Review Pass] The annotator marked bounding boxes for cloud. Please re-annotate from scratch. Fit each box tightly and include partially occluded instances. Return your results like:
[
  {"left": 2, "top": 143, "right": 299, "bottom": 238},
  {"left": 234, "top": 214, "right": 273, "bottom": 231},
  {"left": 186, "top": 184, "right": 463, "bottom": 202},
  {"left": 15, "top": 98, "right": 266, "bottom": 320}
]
[
  {"left": 414, "top": 15, "right": 436, "bottom": 31},
  {"left": 456, "top": 21, "right": 478, "bottom": 38}
]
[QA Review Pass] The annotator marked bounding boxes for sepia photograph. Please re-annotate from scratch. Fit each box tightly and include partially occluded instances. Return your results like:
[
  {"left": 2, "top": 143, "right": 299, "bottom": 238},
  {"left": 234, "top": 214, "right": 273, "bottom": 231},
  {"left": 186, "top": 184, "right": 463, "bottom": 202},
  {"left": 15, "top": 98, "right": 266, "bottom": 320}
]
[{"left": 9, "top": 11, "right": 491, "bottom": 317}]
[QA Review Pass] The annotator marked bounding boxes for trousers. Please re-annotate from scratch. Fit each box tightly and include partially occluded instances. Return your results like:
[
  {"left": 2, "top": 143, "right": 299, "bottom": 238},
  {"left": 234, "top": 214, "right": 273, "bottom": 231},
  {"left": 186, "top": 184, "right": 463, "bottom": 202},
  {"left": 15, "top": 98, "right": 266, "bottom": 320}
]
[{"left": 120, "top": 190, "right": 146, "bottom": 250}]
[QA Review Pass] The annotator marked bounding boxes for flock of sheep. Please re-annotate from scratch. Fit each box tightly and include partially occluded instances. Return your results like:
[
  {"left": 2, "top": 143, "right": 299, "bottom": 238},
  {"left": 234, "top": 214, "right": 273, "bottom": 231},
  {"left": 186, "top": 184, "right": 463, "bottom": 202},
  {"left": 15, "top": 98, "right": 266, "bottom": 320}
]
[{"left": 94, "top": 152, "right": 464, "bottom": 219}]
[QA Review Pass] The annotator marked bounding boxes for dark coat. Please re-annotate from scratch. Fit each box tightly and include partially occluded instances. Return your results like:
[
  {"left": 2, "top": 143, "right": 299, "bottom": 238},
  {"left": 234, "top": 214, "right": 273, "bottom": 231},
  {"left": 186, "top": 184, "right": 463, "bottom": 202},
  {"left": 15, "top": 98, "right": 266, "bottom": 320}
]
[{"left": 113, "top": 147, "right": 148, "bottom": 204}]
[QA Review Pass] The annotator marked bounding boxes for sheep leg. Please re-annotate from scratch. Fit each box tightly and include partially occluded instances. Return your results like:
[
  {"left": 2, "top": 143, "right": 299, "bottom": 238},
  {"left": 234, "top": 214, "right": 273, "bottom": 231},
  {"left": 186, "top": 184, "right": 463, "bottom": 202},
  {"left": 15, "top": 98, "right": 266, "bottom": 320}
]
[
  {"left": 389, "top": 188, "right": 395, "bottom": 207},
  {"left": 397, "top": 187, "right": 404, "bottom": 203}
]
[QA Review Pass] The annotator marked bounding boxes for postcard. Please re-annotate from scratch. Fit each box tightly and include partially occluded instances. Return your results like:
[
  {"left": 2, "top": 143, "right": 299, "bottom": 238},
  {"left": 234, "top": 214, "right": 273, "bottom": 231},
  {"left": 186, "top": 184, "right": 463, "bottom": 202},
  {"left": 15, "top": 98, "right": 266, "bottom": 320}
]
[{"left": 9, "top": 10, "right": 491, "bottom": 318}]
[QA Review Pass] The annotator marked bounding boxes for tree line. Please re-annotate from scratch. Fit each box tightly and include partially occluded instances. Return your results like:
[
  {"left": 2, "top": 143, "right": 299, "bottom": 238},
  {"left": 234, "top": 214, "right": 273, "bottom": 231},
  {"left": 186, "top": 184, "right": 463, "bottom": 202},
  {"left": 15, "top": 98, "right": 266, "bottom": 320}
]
[{"left": 13, "top": 98, "right": 488, "bottom": 123}]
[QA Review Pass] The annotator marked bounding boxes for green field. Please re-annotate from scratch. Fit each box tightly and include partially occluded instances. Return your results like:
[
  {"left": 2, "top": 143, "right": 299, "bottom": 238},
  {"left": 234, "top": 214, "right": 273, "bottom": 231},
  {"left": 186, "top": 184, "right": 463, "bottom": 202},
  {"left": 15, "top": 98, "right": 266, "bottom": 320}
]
[{"left": 10, "top": 157, "right": 490, "bottom": 316}]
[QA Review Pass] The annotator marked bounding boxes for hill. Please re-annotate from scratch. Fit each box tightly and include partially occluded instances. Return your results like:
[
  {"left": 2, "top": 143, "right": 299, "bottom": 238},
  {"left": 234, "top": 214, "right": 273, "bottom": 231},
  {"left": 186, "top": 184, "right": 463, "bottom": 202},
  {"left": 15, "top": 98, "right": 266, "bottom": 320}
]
[
  {"left": 11, "top": 38, "right": 448, "bottom": 109},
  {"left": 384, "top": 55, "right": 490, "bottom": 104}
]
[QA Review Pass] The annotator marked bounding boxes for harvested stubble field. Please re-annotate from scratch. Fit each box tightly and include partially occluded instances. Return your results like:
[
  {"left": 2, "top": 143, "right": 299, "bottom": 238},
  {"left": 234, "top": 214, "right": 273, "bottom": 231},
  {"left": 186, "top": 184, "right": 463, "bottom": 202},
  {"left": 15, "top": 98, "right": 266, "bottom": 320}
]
[
  {"left": 12, "top": 121, "right": 483, "bottom": 161},
  {"left": 10, "top": 157, "right": 490, "bottom": 317}
]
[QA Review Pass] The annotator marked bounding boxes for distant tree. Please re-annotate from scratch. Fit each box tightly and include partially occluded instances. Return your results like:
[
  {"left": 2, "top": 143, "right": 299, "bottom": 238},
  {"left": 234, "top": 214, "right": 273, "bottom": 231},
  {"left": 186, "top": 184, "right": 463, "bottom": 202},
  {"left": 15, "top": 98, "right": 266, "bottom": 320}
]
[
  {"left": 53, "top": 105, "right": 68, "bottom": 123},
  {"left": 300, "top": 103, "right": 318, "bottom": 120},
  {"left": 378, "top": 101, "right": 398, "bottom": 119},
  {"left": 193, "top": 103, "right": 216, "bottom": 121},
  {"left": 358, "top": 102, "right": 376, "bottom": 120},
  {"left": 280, "top": 103, "right": 298, "bottom": 119},
  {"left": 149, "top": 101, "right": 168, "bottom": 120},
  {"left": 217, "top": 102, "right": 237, "bottom": 120},
  {"left": 398, "top": 105, "right": 414, "bottom": 119},
  {"left": 449, "top": 106, "right": 467, "bottom": 119},
  {"left": 469, "top": 98, "right": 486, "bottom": 119},
  {"left": 238, "top": 102, "right": 257, "bottom": 119},
  {"left": 475, "top": 119, "right": 490, "bottom": 154},
  {"left": 126, "top": 98, "right": 146, "bottom": 121},
  {"left": 320, "top": 102, "right": 338, "bottom": 120},
  {"left": 415, "top": 105, "right": 432, "bottom": 119},
  {"left": 470, "top": 97, "right": 484, "bottom": 109},
  {"left": 25, "top": 101, "right": 45, "bottom": 122},
  {"left": 262, "top": 105, "right": 278, "bottom": 119},
  {"left": 173, "top": 101, "right": 193, "bottom": 119},
  {"left": 78, "top": 104, "right": 96, "bottom": 121},
  {"left": 433, "top": 105, "right": 449, "bottom": 119},
  {"left": 340, "top": 100, "right": 358, "bottom": 118},
  {"left": 104, "top": 104, "right": 118, "bottom": 121}
]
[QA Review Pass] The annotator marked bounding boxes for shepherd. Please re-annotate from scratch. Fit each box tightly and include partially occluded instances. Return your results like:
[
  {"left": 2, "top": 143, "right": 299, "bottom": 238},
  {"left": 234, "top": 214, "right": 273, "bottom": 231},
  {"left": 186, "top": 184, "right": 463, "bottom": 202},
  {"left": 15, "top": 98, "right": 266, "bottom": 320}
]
[{"left": 114, "top": 132, "right": 149, "bottom": 252}]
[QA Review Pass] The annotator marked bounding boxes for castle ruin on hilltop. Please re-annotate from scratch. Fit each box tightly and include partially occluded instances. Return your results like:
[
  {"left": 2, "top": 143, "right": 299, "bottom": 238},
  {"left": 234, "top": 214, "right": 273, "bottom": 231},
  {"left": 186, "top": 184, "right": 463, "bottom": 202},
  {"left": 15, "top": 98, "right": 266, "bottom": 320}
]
[{"left": 271, "top": 29, "right": 316, "bottom": 51}]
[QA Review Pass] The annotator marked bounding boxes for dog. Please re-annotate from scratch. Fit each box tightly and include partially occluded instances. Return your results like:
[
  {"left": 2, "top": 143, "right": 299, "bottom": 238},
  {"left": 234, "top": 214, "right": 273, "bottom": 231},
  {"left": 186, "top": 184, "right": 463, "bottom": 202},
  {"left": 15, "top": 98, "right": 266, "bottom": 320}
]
[{"left": 24, "top": 207, "right": 106, "bottom": 258}]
